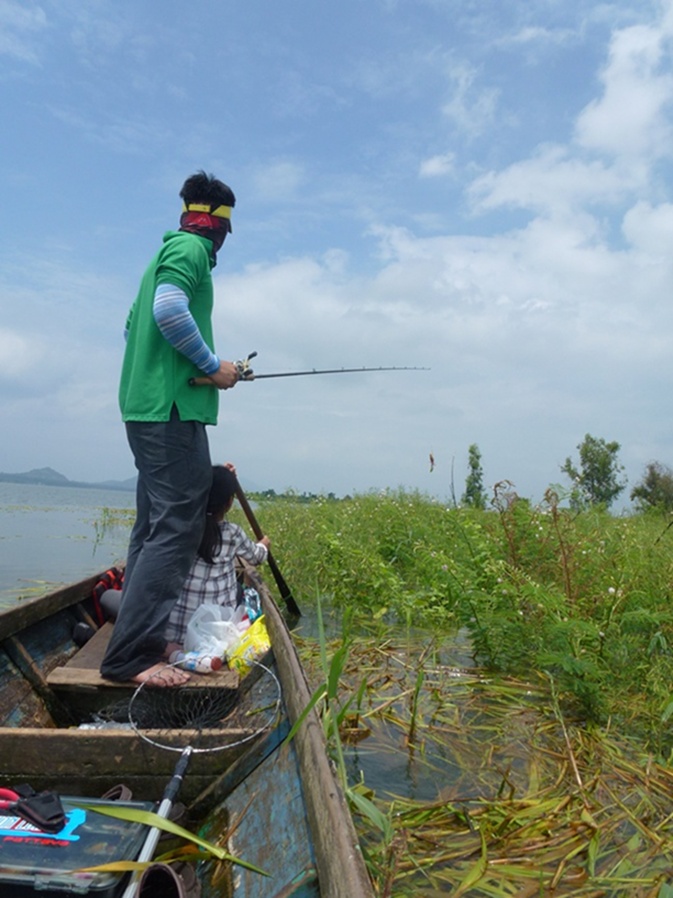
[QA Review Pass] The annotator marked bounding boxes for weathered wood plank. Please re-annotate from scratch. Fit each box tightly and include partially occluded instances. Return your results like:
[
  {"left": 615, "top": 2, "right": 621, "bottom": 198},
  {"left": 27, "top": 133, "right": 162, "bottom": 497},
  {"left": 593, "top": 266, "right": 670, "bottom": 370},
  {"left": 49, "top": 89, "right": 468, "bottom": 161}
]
[
  {"left": 0, "top": 727, "right": 253, "bottom": 777},
  {"left": 47, "top": 620, "right": 239, "bottom": 690},
  {"left": 47, "top": 665, "right": 239, "bottom": 690},
  {"left": 257, "top": 568, "right": 373, "bottom": 898},
  {"left": 0, "top": 573, "right": 100, "bottom": 641},
  {"left": 65, "top": 621, "right": 114, "bottom": 670},
  {"left": 3, "top": 634, "right": 74, "bottom": 725}
]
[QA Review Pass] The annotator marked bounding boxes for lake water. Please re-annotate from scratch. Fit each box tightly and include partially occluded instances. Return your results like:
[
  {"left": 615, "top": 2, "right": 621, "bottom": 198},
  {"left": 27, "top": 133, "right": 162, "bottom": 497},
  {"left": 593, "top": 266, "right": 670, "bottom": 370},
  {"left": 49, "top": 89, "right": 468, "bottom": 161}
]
[{"left": 0, "top": 482, "right": 135, "bottom": 606}]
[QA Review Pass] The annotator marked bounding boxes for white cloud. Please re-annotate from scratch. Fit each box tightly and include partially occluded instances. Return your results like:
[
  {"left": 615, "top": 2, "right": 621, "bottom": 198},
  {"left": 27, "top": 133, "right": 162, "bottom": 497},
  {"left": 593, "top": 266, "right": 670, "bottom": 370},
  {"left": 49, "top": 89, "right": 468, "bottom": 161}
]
[
  {"left": 622, "top": 199, "right": 673, "bottom": 254},
  {"left": 467, "top": 145, "right": 632, "bottom": 216},
  {"left": 575, "top": 20, "right": 673, "bottom": 160},
  {"left": 419, "top": 152, "right": 455, "bottom": 178},
  {"left": 205, "top": 197, "right": 673, "bottom": 498},
  {"left": 464, "top": 9, "right": 673, "bottom": 224},
  {"left": 0, "top": 0, "right": 47, "bottom": 63},
  {"left": 497, "top": 25, "right": 575, "bottom": 48},
  {"left": 0, "top": 327, "right": 34, "bottom": 376},
  {"left": 441, "top": 60, "right": 499, "bottom": 137}
]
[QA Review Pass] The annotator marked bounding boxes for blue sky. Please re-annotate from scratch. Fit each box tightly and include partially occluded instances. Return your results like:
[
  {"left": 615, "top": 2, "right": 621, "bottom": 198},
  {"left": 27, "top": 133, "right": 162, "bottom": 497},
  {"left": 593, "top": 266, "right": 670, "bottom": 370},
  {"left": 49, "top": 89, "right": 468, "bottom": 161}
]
[{"left": 2, "top": 0, "right": 673, "bottom": 505}]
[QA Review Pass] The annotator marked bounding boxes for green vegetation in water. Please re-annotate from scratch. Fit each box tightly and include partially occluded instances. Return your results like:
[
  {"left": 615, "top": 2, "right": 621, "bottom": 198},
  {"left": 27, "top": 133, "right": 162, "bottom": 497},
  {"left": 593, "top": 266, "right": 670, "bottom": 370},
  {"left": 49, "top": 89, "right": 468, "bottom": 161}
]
[
  {"left": 248, "top": 488, "right": 673, "bottom": 895},
  {"left": 0, "top": 580, "right": 58, "bottom": 607},
  {"left": 92, "top": 506, "right": 135, "bottom": 550},
  {"left": 295, "top": 629, "right": 673, "bottom": 896},
  {"left": 253, "top": 487, "right": 673, "bottom": 755}
]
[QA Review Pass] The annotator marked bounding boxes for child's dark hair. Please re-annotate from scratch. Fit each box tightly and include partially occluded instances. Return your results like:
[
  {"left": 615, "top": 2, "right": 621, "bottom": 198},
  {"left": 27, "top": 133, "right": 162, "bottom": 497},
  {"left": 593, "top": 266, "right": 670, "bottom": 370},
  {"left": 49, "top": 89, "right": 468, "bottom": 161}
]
[{"left": 198, "top": 466, "right": 237, "bottom": 564}]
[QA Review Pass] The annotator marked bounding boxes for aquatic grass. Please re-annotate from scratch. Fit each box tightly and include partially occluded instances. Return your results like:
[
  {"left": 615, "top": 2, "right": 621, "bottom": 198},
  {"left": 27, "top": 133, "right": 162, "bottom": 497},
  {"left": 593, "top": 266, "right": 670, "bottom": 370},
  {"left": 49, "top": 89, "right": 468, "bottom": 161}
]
[
  {"left": 0, "top": 580, "right": 68, "bottom": 605},
  {"left": 92, "top": 506, "right": 135, "bottom": 551},
  {"left": 294, "top": 632, "right": 673, "bottom": 896},
  {"left": 257, "top": 489, "right": 673, "bottom": 752}
]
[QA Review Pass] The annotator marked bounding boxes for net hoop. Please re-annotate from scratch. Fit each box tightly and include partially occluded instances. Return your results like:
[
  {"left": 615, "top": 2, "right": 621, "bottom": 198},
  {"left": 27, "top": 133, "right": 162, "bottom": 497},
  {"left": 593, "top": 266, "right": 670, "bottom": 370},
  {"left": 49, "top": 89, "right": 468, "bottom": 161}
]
[{"left": 127, "top": 659, "right": 282, "bottom": 754}]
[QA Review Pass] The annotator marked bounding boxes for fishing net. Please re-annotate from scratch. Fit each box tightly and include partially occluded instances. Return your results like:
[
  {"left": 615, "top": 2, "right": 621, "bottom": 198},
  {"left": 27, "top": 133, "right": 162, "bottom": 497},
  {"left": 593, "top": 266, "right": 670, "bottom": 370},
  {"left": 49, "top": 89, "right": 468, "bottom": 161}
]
[{"left": 93, "top": 660, "right": 282, "bottom": 753}]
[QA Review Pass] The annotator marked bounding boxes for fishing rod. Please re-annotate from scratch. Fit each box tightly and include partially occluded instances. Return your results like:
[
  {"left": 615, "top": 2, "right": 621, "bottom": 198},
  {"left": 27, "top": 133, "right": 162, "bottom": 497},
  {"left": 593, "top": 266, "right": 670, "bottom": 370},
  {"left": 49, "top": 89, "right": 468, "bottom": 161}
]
[{"left": 189, "top": 351, "right": 428, "bottom": 386}]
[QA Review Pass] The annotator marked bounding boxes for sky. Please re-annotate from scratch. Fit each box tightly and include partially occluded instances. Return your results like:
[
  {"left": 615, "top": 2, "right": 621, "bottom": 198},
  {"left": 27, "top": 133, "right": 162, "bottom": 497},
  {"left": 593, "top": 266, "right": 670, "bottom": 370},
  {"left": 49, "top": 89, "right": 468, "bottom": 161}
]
[{"left": 2, "top": 0, "right": 673, "bottom": 507}]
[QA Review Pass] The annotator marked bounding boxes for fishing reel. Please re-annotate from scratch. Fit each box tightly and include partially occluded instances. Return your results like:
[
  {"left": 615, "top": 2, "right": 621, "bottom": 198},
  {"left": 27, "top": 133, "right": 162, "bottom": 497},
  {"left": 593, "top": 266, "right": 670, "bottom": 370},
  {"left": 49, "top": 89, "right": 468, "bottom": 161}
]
[{"left": 235, "top": 351, "right": 257, "bottom": 381}]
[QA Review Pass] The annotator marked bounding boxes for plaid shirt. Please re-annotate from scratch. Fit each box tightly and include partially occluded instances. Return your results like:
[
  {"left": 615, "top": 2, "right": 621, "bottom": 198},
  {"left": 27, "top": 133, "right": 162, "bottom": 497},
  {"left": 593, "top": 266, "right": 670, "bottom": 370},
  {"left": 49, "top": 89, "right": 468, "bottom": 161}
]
[{"left": 164, "top": 520, "right": 268, "bottom": 644}]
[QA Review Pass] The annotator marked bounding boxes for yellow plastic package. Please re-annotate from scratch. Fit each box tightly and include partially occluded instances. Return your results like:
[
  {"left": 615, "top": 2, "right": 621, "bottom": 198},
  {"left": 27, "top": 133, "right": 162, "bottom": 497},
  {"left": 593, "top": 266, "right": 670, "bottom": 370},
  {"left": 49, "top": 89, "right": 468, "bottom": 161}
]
[{"left": 227, "top": 615, "right": 271, "bottom": 676}]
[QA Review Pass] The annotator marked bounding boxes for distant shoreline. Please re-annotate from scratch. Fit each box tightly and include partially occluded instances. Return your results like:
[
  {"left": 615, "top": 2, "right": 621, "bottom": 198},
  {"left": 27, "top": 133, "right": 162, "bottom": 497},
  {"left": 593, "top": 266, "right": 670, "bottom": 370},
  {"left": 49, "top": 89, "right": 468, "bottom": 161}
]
[{"left": 0, "top": 467, "right": 135, "bottom": 493}]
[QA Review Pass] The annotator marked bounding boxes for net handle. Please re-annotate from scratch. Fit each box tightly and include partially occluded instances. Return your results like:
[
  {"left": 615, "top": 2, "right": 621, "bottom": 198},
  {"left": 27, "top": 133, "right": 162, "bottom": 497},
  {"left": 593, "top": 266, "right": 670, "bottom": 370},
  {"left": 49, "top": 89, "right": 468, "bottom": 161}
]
[{"left": 121, "top": 746, "right": 193, "bottom": 898}]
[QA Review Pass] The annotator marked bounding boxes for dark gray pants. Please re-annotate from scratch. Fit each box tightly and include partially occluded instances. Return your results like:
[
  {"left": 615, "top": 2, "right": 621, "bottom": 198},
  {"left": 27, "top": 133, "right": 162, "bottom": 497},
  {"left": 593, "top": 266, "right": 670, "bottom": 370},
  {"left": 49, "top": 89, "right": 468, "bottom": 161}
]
[{"left": 100, "top": 409, "right": 212, "bottom": 681}]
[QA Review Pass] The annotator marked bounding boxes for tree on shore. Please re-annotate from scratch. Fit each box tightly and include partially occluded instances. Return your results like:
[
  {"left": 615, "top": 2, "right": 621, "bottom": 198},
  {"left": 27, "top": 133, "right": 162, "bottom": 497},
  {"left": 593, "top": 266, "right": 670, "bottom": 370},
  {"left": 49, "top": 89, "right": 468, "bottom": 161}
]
[
  {"left": 631, "top": 462, "right": 673, "bottom": 512},
  {"left": 462, "top": 443, "right": 487, "bottom": 509},
  {"left": 561, "top": 434, "right": 626, "bottom": 509}
]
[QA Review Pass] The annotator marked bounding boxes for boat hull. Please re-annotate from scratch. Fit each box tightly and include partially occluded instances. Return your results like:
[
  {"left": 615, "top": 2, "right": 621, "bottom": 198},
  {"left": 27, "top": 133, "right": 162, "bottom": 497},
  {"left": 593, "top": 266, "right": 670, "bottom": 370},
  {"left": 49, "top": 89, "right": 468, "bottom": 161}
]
[{"left": 0, "top": 567, "right": 374, "bottom": 898}]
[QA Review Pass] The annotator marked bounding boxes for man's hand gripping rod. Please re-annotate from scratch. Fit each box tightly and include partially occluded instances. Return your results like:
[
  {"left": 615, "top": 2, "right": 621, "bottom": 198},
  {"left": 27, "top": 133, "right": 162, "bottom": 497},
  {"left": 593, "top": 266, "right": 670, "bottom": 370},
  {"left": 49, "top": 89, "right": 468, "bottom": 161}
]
[{"left": 189, "top": 352, "right": 428, "bottom": 386}]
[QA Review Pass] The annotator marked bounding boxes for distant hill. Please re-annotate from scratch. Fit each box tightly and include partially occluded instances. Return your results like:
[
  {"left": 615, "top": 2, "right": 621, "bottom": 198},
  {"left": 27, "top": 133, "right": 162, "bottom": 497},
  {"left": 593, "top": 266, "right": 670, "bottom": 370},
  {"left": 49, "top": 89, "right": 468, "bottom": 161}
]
[
  {"left": 0, "top": 466, "right": 136, "bottom": 492},
  {"left": 0, "top": 466, "right": 267, "bottom": 494}
]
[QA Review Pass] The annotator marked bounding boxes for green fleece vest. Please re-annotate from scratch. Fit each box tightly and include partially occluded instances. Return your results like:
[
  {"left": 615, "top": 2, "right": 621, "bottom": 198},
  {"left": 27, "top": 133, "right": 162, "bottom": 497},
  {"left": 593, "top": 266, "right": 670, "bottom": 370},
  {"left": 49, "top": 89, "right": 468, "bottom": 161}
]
[{"left": 119, "top": 231, "right": 219, "bottom": 424}]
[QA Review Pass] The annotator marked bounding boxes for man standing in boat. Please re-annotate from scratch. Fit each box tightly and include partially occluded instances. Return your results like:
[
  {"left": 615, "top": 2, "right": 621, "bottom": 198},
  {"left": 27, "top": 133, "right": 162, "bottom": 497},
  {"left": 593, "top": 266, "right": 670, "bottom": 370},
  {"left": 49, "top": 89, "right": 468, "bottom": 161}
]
[{"left": 100, "top": 171, "right": 239, "bottom": 686}]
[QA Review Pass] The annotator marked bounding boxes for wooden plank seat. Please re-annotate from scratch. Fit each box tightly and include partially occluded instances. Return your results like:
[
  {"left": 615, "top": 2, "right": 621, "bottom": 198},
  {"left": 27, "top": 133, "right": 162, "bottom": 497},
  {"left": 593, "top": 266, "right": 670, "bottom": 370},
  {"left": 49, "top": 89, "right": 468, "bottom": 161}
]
[{"left": 46, "top": 622, "right": 239, "bottom": 691}]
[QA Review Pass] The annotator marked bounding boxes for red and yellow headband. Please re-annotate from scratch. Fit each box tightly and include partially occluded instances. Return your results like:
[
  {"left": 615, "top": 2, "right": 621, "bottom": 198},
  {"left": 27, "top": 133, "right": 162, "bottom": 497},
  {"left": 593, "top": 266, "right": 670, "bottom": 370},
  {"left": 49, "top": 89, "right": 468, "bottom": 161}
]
[{"left": 182, "top": 202, "right": 232, "bottom": 222}]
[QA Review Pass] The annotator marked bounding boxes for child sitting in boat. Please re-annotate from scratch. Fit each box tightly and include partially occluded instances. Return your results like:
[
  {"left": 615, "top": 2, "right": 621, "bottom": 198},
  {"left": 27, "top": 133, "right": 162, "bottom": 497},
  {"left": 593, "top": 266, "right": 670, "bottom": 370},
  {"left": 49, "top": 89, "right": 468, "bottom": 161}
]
[{"left": 164, "top": 464, "right": 270, "bottom": 656}]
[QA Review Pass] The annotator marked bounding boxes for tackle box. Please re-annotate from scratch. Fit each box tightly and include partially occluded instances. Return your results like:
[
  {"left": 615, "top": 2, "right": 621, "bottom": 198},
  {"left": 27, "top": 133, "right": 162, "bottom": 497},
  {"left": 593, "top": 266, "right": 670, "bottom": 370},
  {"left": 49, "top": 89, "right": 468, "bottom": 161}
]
[{"left": 0, "top": 795, "right": 154, "bottom": 896}]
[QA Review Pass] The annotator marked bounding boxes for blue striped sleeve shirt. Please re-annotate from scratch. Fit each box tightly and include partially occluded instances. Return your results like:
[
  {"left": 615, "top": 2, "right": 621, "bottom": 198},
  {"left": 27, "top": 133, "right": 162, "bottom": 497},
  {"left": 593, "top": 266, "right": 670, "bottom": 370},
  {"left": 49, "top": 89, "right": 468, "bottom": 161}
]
[{"left": 152, "top": 283, "right": 220, "bottom": 375}]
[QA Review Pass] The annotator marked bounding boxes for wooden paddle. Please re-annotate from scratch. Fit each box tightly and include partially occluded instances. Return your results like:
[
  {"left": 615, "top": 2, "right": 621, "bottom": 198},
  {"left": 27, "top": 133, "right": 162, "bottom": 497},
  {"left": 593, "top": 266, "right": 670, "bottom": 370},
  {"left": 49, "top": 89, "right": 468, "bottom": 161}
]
[{"left": 233, "top": 478, "right": 301, "bottom": 617}]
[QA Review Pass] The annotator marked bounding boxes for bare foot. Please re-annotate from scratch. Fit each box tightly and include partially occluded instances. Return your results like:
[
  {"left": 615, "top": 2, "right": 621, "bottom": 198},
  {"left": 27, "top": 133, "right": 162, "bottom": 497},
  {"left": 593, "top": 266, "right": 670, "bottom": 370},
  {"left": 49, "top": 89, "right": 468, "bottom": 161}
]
[{"left": 130, "top": 663, "right": 190, "bottom": 687}]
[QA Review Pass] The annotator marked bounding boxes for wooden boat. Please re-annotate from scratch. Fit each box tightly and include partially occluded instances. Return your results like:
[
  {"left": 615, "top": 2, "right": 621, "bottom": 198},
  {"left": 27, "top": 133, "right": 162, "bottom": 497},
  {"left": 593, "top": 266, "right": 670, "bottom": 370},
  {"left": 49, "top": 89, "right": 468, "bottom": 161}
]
[{"left": 0, "top": 563, "right": 374, "bottom": 898}]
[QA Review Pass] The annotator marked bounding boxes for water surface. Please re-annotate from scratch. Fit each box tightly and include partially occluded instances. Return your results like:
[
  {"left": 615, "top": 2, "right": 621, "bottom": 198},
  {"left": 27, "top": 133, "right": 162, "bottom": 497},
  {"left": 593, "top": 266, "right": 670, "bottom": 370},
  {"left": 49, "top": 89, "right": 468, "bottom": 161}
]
[{"left": 0, "top": 482, "right": 134, "bottom": 605}]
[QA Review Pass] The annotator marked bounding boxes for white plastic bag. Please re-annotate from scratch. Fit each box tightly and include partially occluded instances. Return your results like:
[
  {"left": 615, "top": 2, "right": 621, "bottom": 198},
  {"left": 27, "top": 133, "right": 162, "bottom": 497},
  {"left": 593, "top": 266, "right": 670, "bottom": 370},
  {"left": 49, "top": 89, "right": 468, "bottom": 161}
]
[{"left": 184, "top": 603, "right": 246, "bottom": 657}]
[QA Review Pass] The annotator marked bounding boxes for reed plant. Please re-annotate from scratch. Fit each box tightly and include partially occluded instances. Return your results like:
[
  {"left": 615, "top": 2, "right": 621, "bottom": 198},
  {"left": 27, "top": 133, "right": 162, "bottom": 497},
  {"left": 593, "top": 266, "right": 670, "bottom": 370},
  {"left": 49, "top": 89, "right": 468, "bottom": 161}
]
[
  {"left": 254, "top": 490, "right": 673, "bottom": 759},
  {"left": 257, "top": 488, "right": 673, "bottom": 891},
  {"left": 294, "top": 629, "right": 673, "bottom": 896},
  {"left": 91, "top": 506, "right": 134, "bottom": 552}
]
